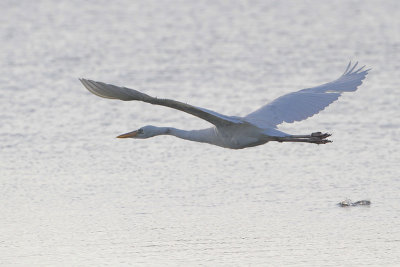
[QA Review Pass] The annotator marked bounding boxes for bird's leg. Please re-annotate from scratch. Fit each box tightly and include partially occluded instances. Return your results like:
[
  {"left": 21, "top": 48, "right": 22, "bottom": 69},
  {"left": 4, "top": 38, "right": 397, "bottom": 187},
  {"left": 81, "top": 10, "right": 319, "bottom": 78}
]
[
  {"left": 276, "top": 132, "right": 332, "bottom": 144},
  {"left": 288, "top": 134, "right": 313, "bottom": 138},
  {"left": 277, "top": 137, "right": 332, "bottom": 144},
  {"left": 288, "top": 132, "right": 331, "bottom": 139}
]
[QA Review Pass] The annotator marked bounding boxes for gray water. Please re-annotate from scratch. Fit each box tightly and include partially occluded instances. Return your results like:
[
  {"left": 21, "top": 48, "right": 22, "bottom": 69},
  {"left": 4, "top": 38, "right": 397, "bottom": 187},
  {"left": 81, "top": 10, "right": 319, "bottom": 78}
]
[{"left": 1, "top": 0, "right": 400, "bottom": 266}]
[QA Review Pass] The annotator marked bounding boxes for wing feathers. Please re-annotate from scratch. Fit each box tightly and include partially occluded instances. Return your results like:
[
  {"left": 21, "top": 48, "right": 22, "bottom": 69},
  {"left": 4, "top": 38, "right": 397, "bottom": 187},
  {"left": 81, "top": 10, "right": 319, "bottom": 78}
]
[
  {"left": 343, "top": 61, "right": 352, "bottom": 75},
  {"left": 245, "top": 62, "right": 369, "bottom": 128},
  {"left": 80, "top": 79, "right": 242, "bottom": 126},
  {"left": 348, "top": 61, "right": 358, "bottom": 74},
  {"left": 81, "top": 61, "right": 369, "bottom": 130}
]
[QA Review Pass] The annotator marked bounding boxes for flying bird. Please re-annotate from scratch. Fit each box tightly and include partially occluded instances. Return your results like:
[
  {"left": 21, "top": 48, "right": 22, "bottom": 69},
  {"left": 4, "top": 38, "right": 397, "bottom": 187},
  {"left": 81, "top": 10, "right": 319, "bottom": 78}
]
[{"left": 80, "top": 62, "right": 369, "bottom": 149}]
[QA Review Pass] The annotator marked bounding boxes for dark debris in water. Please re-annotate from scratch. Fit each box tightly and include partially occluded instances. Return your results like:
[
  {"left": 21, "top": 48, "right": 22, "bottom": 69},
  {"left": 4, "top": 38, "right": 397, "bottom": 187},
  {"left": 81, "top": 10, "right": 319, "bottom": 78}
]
[{"left": 338, "top": 199, "right": 371, "bottom": 207}]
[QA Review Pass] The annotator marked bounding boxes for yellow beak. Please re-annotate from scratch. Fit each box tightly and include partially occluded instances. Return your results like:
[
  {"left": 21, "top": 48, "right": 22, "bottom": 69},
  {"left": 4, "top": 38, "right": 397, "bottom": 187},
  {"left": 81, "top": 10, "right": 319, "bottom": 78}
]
[{"left": 116, "top": 130, "right": 138, "bottom": 138}]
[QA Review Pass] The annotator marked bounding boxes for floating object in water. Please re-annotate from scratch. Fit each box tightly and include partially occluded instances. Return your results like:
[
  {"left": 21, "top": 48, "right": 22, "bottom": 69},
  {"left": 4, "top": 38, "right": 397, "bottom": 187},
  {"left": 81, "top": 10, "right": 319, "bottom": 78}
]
[{"left": 338, "top": 199, "right": 371, "bottom": 207}]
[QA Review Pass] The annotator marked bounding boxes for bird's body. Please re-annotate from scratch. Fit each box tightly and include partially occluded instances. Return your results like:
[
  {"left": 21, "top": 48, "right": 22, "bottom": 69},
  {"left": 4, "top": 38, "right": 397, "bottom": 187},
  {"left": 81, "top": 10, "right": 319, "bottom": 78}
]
[
  {"left": 80, "top": 62, "right": 369, "bottom": 149},
  {"left": 173, "top": 125, "right": 267, "bottom": 149}
]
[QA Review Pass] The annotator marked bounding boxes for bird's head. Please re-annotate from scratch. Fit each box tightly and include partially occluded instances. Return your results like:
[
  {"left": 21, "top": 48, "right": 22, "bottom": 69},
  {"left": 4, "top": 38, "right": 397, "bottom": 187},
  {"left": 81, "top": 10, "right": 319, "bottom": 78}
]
[{"left": 116, "top": 125, "right": 166, "bottom": 139}]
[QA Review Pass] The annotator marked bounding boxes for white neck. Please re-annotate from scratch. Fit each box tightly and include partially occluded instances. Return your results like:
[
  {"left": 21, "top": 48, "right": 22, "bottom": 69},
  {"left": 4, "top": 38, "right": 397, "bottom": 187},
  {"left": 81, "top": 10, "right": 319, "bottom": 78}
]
[{"left": 157, "top": 127, "right": 218, "bottom": 145}]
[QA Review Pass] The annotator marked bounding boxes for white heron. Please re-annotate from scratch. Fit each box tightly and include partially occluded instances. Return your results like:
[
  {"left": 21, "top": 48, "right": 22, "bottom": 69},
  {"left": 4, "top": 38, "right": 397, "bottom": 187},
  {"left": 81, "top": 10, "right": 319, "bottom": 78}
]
[{"left": 80, "top": 62, "right": 369, "bottom": 149}]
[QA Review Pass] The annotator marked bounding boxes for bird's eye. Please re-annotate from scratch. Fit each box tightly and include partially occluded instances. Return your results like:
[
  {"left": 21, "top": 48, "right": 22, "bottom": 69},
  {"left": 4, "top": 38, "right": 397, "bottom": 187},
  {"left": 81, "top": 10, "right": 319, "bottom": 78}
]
[{"left": 138, "top": 129, "right": 144, "bottom": 134}]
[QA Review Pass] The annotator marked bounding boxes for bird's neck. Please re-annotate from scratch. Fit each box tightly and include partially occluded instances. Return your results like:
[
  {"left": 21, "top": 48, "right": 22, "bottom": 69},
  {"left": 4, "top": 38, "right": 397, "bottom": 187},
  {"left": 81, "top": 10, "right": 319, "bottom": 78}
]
[{"left": 159, "top": 127, "right": 217, "bottom": 145}]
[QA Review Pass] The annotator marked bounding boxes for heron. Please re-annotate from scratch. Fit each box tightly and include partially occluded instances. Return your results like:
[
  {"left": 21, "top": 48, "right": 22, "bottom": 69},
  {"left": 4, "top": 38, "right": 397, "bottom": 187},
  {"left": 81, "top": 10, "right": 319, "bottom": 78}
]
[{"left": 80, "top": 62, "right": 369, "bottom": 149}]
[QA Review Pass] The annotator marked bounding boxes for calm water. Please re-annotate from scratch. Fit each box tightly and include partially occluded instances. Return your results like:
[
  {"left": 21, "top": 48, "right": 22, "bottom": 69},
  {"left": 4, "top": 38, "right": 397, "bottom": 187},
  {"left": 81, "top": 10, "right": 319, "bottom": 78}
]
[{"left": 1, "top": 0, "right": 400, "bottom": 265}]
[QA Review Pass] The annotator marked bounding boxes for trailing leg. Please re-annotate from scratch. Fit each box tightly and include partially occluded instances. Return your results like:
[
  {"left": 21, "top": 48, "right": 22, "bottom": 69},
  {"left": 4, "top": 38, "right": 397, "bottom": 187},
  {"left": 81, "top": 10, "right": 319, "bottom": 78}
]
[
  {"left": 275, "top": 132, "right": 332, "bottom": 144},
  {"left": 288, "top": 132, "right": 331, "bottom": 139}
]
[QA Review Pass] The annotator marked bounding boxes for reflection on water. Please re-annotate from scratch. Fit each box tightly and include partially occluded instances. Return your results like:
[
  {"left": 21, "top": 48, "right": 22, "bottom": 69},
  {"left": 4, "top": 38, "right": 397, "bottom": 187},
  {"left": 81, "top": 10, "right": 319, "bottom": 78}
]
[{"left": 1, "top": 0, "right": 400, "bottom": 265}]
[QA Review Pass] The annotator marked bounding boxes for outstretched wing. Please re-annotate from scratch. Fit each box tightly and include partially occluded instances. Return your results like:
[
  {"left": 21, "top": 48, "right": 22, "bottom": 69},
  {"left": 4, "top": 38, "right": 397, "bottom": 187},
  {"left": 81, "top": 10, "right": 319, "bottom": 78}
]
[
  {"left": 244, "top": 62, "right": 370, "bottom": 129},
  {"left": 80, "top": 79, "right": 243, "bottom": 127}
]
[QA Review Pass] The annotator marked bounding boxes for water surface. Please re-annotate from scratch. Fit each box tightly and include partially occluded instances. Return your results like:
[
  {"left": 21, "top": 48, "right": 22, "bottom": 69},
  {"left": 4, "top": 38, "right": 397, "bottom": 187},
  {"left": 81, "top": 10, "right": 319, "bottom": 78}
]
[{"left": 1, "top": 0, "right": 400, "bottom": 265}]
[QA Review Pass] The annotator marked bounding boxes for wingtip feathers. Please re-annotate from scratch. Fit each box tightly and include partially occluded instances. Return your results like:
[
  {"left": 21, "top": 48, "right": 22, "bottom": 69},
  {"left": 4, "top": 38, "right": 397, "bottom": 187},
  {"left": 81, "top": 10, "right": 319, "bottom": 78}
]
[{"left": 343, "top": 61, "right": 370, "bottom": 76}]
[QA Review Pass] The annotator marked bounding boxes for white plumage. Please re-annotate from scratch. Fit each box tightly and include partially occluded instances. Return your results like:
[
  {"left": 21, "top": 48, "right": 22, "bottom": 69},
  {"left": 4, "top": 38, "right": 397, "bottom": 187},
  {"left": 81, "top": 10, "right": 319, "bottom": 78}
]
[
  {"left": 80, "top": 62, "right": 369, "bottom": 149},
  {"left": 245, "top": 62, "right": 368, "bottom": 128}
]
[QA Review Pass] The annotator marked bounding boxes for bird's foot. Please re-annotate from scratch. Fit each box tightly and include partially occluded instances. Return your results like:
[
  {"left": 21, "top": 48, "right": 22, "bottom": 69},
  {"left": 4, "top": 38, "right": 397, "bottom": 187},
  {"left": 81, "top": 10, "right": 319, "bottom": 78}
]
[
  {"left": 310, "top": 132, "right": 332, "bottom": 144},
  {"left": 311, "top": 138, "right": 333, "bottom": 144},
  {"left": 311, "top": 132, "right": 332, "bottom": 139}
]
